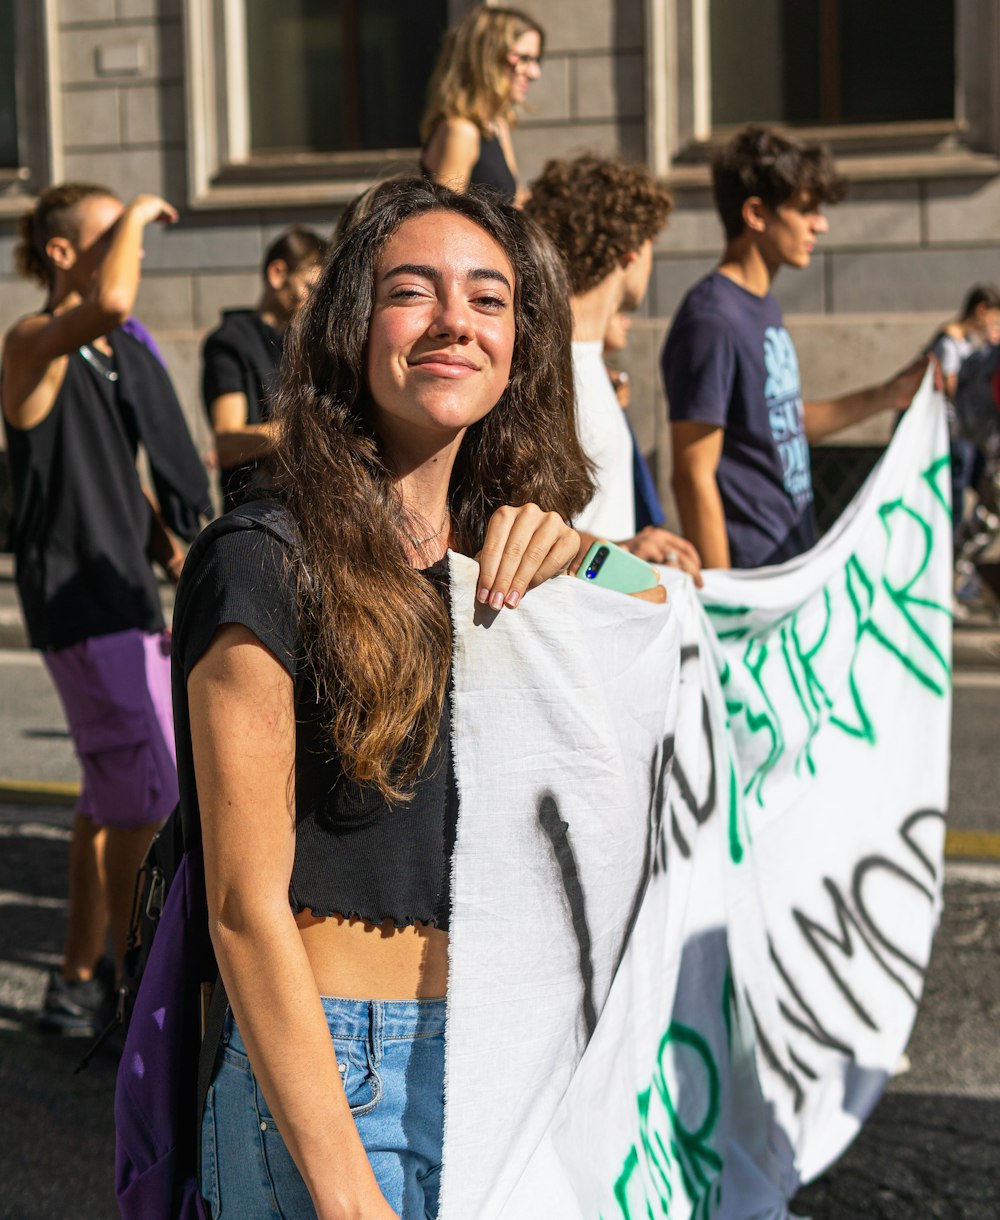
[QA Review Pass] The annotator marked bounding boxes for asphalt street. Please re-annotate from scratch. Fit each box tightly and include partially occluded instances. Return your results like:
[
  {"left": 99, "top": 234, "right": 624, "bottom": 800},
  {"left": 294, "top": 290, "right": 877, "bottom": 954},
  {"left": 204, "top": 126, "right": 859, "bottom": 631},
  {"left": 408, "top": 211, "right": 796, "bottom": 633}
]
[{"left": 0, "top": 652, "right": 997, "bottom": 1218}]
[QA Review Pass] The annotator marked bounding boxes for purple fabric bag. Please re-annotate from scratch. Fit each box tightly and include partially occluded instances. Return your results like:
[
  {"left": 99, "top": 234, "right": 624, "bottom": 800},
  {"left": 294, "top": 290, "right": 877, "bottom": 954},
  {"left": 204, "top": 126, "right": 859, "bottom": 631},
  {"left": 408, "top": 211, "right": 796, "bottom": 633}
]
[
  {"left": 114, "top": 848, "right": 213, "bottom": 1219},
  {"left": 113, "top": 505, "right": 296, "bottom": 1219},
  {"left": 120, "top": 315, "right": 168, "bottom": 369}
]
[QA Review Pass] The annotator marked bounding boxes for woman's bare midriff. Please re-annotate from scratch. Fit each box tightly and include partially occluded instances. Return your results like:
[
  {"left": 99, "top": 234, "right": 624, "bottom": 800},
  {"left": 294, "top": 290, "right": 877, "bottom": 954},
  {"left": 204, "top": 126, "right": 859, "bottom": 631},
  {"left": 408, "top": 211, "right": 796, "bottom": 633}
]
[{"left": 295, "top": 910, "right": 450, "bottom": 1000}]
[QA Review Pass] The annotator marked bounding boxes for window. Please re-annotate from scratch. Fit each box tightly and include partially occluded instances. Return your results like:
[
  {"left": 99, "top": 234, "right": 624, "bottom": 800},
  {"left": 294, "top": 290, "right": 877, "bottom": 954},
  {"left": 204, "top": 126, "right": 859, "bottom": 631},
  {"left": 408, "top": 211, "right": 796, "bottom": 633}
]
[
  {"left": 0, "top": 0, "right": 58, "bottom": 212},
  {"left": 0, "top": 0, "right": 18, "bottom": 168},
  {"left": 244, "top": 0, "right": 447, "bottom": 156},
  {"left": 709, "top": 0, "right": 954, "bottom": 130},
  {"left": 185, "top": 0, "right": 453, "bottom": 209},
  {"left": 646, "top": 0, "right": 1000, "bottom": 183}
]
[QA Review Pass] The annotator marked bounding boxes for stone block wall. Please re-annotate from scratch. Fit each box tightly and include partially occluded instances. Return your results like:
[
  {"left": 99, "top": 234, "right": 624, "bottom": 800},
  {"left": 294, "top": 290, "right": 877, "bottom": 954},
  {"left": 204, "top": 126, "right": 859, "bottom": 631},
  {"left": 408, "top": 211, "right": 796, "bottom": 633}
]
[{"left": 514, "top": 0, "right": 647, "bottom": 173}]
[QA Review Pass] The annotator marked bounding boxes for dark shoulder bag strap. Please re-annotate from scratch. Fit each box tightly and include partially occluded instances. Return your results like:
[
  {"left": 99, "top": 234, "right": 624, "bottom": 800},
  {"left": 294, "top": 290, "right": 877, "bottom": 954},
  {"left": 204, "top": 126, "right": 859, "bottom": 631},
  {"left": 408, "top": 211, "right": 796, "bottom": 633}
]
[{"left": 195, "top": 974, "right": 229, "bottom": 1162}]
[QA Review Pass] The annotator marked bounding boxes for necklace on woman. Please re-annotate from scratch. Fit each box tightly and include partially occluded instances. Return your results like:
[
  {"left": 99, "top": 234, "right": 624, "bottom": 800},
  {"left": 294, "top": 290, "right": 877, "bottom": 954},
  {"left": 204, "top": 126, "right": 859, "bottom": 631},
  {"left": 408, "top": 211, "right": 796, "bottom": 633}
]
[
  {"left": 409, "top": 504, "right": 450, "bottom": 549},
  {"left": 79, "top": 343, "right": 119, "bottom": 382}
]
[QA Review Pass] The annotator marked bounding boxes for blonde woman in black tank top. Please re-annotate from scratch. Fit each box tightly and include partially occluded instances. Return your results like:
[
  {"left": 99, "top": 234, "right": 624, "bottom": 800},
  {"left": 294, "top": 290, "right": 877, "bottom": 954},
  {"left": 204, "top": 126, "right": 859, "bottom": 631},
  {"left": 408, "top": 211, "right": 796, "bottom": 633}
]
[{"left": 421, "top": 4, "right": 543, "bottom": 205}]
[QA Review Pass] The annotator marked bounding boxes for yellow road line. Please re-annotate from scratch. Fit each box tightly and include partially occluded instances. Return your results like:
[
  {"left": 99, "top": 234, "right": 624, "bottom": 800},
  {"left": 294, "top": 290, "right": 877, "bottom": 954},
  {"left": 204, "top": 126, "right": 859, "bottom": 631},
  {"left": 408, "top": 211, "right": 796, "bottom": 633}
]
[
  {"left": 945, "top": 830, "right": 1000, "bottom": 860},
  {"left": 0, "top": 778, "right": 78, "bottom": 806}
]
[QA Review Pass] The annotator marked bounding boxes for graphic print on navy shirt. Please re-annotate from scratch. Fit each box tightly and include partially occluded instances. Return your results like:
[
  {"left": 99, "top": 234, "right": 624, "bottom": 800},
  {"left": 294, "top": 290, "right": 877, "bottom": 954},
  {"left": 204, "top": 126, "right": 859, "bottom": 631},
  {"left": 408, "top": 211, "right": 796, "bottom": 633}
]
[
  {"left": 763, "top": 325, "right": 813, "bottom": 511},
  {"left": 661, "top": 272, "right": 818, "bottom": 568}
]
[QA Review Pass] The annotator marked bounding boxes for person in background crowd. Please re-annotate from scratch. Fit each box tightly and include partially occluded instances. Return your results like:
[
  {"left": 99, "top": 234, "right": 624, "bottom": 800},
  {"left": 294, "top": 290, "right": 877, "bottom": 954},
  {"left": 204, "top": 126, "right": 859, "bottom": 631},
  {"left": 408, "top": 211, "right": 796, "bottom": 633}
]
[
  {"left": 177, "top": 179, "right": 599, "bottom": 1218},
  {"left": 663, "top": 124, "right": 927, "bottom": 570},
  {"left": 525, "top": 153, "right": 702, "bottom": 583},
  {"left": 1, "top": 183, "right": 211, "bottom": 1035},
  {"left": 421, "top": 4, "right": 543, "bottom": 205},
  {"left": 201, "top": 226, "right": 328, "bottom": 512},
  {"left": 928, "top": 284, "right": 1000, "bottom": 534},
  {"left": 603, "top": 310, "right": 669, "bottom": 532}
]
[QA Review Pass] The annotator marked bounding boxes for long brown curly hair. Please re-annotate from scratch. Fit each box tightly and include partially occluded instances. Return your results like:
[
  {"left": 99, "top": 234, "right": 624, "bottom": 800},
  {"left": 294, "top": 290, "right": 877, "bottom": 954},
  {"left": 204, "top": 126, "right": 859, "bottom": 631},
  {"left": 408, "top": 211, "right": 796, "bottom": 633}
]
[{"left": 272, "top": 178, "right": 591, "bottom": 800}]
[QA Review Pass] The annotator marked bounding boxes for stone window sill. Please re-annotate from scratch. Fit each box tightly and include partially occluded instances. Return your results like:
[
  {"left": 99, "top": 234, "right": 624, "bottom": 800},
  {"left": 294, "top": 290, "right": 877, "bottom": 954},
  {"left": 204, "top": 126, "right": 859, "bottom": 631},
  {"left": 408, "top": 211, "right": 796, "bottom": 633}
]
[
  {"left": 0, "top": 167, "right": 32, "bottom": 217},
  {"left": 667, "top": 148, "right": 1000, "bottom": 190},
  {"left": 188, "top": 149, "right": 421, "bottom": 211}
]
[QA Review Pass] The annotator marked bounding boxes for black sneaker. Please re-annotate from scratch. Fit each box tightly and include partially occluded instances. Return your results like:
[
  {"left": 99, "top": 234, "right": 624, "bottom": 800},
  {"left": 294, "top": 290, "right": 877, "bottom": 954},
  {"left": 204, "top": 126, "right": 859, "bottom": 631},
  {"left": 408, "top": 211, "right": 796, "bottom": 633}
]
[{"left": 37, "top": 957, "right": 115, "bottom": 1037}]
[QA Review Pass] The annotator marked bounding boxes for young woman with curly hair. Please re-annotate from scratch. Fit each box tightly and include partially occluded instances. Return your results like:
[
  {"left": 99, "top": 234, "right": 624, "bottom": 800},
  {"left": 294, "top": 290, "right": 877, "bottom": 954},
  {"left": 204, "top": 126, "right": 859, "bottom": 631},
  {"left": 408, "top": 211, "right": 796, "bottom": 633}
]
[
  {"left": 175, "top": 178, "right": 596, "bottom": 1218},
  {"left": 421, "top": 4, "right": 543, "bottom": 205}
]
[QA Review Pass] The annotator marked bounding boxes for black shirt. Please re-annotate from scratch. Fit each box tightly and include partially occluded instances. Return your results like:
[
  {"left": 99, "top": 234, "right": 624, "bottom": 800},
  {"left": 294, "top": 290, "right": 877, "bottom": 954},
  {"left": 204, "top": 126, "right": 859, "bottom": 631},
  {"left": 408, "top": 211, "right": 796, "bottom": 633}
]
[
  {"left": 469, "top": 132, "right": 517, "bottom": 204},
  {"left": 4, "top": 339, "right": 165, "bottom": 650},
  {"left": 171, "top": 508, "right": 459, "bottom": 930},
  {"left": 201, "top": 310, "right": 283, "bottom": 512},
  {"left": 421, "top": 128, "right": 518, "bottom": 205}
]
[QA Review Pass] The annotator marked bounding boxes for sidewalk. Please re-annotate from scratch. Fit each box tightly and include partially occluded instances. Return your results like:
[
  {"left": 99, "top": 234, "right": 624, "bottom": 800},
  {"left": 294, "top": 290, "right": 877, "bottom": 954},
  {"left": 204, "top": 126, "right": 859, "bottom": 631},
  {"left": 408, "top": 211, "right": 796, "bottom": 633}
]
[{"left": 953, "top": 622, "right": 1000, "bottom": 667}]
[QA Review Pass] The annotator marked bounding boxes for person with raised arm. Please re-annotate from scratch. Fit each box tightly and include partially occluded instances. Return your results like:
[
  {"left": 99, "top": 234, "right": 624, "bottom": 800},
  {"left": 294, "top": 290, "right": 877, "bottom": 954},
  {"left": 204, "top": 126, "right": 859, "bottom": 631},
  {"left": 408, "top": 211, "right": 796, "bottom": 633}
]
[{"left": 2, "top": 183, "right": 210, "bottom": 1035}]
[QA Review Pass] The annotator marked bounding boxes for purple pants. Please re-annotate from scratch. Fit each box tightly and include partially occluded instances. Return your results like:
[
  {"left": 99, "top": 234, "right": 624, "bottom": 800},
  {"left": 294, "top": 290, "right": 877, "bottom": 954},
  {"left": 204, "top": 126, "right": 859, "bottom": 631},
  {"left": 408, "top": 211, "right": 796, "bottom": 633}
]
[{"left": 44, "top": 629, "right": 178, "bottom": 830}]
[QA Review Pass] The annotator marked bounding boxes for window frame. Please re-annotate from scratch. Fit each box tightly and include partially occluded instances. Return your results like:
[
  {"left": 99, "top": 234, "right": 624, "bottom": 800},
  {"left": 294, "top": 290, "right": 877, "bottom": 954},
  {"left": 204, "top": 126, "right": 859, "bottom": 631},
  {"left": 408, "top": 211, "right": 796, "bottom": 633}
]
[
  {"left": 0, "top": 0, "right": 61, "bottom": 217},
  {"left": 183, "top": 0, "right": 466, "bottom": 210},
  {"left": 645, "top": 0, "right": 1000, "bottom": 187}
]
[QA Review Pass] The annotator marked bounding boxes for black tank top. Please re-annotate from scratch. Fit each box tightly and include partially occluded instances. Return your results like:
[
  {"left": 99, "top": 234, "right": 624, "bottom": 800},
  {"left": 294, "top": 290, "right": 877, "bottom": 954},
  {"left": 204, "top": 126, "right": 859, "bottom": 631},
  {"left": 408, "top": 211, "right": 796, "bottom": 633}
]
[
  {"left": 4, "top": 338, "right": 165, "bottom": 650},
  {"left": 469, "top": 132, "right": 517, "bottom": 204},
  {"left": 422, "top": 126, "right": 518, "bottom": 205}
]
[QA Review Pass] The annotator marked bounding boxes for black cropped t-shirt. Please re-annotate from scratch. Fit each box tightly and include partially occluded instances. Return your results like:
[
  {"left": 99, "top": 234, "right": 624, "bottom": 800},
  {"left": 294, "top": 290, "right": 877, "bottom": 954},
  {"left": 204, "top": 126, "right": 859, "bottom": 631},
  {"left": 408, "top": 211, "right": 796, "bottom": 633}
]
[{"left": 173, "top": 515, "right": 459, "bottom": 930}]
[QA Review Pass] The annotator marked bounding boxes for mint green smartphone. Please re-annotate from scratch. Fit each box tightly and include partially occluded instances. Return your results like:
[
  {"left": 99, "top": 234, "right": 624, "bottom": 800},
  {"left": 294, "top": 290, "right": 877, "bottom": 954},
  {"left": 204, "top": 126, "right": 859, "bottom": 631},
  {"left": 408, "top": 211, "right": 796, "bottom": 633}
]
[{"left": 575, "top": 539, "right": 659, "bottom": 594}]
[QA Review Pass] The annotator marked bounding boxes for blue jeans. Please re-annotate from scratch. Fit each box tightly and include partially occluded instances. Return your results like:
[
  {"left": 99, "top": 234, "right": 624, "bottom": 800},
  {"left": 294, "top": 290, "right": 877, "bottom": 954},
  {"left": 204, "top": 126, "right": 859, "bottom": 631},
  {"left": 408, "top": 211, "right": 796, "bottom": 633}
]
[{"left": 200, "top": 997, "right": 446, "bottom": 1219}]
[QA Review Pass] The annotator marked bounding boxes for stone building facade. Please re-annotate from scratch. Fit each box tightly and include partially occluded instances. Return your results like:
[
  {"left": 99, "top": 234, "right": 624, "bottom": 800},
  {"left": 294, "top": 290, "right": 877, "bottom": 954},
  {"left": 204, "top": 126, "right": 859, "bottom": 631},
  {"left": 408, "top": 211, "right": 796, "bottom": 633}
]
[{"left": 3, "top": 0, "right": 1000, "bottom": 522}]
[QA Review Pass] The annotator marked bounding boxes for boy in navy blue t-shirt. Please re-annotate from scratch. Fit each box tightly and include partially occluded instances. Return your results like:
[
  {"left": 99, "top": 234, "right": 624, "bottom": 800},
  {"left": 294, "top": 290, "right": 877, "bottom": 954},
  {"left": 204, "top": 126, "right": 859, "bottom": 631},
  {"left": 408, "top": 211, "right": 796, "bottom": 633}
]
[{"left": 663, "top": 125, "right": 927, "bottom": 569}]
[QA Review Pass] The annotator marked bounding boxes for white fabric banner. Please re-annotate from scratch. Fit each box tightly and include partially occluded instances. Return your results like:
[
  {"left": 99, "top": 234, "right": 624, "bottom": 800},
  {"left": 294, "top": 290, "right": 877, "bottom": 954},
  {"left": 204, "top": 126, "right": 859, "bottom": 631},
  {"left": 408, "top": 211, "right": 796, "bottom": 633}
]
[{"left": 440, "top": 372, "right": 952, "bottom": 1219}]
